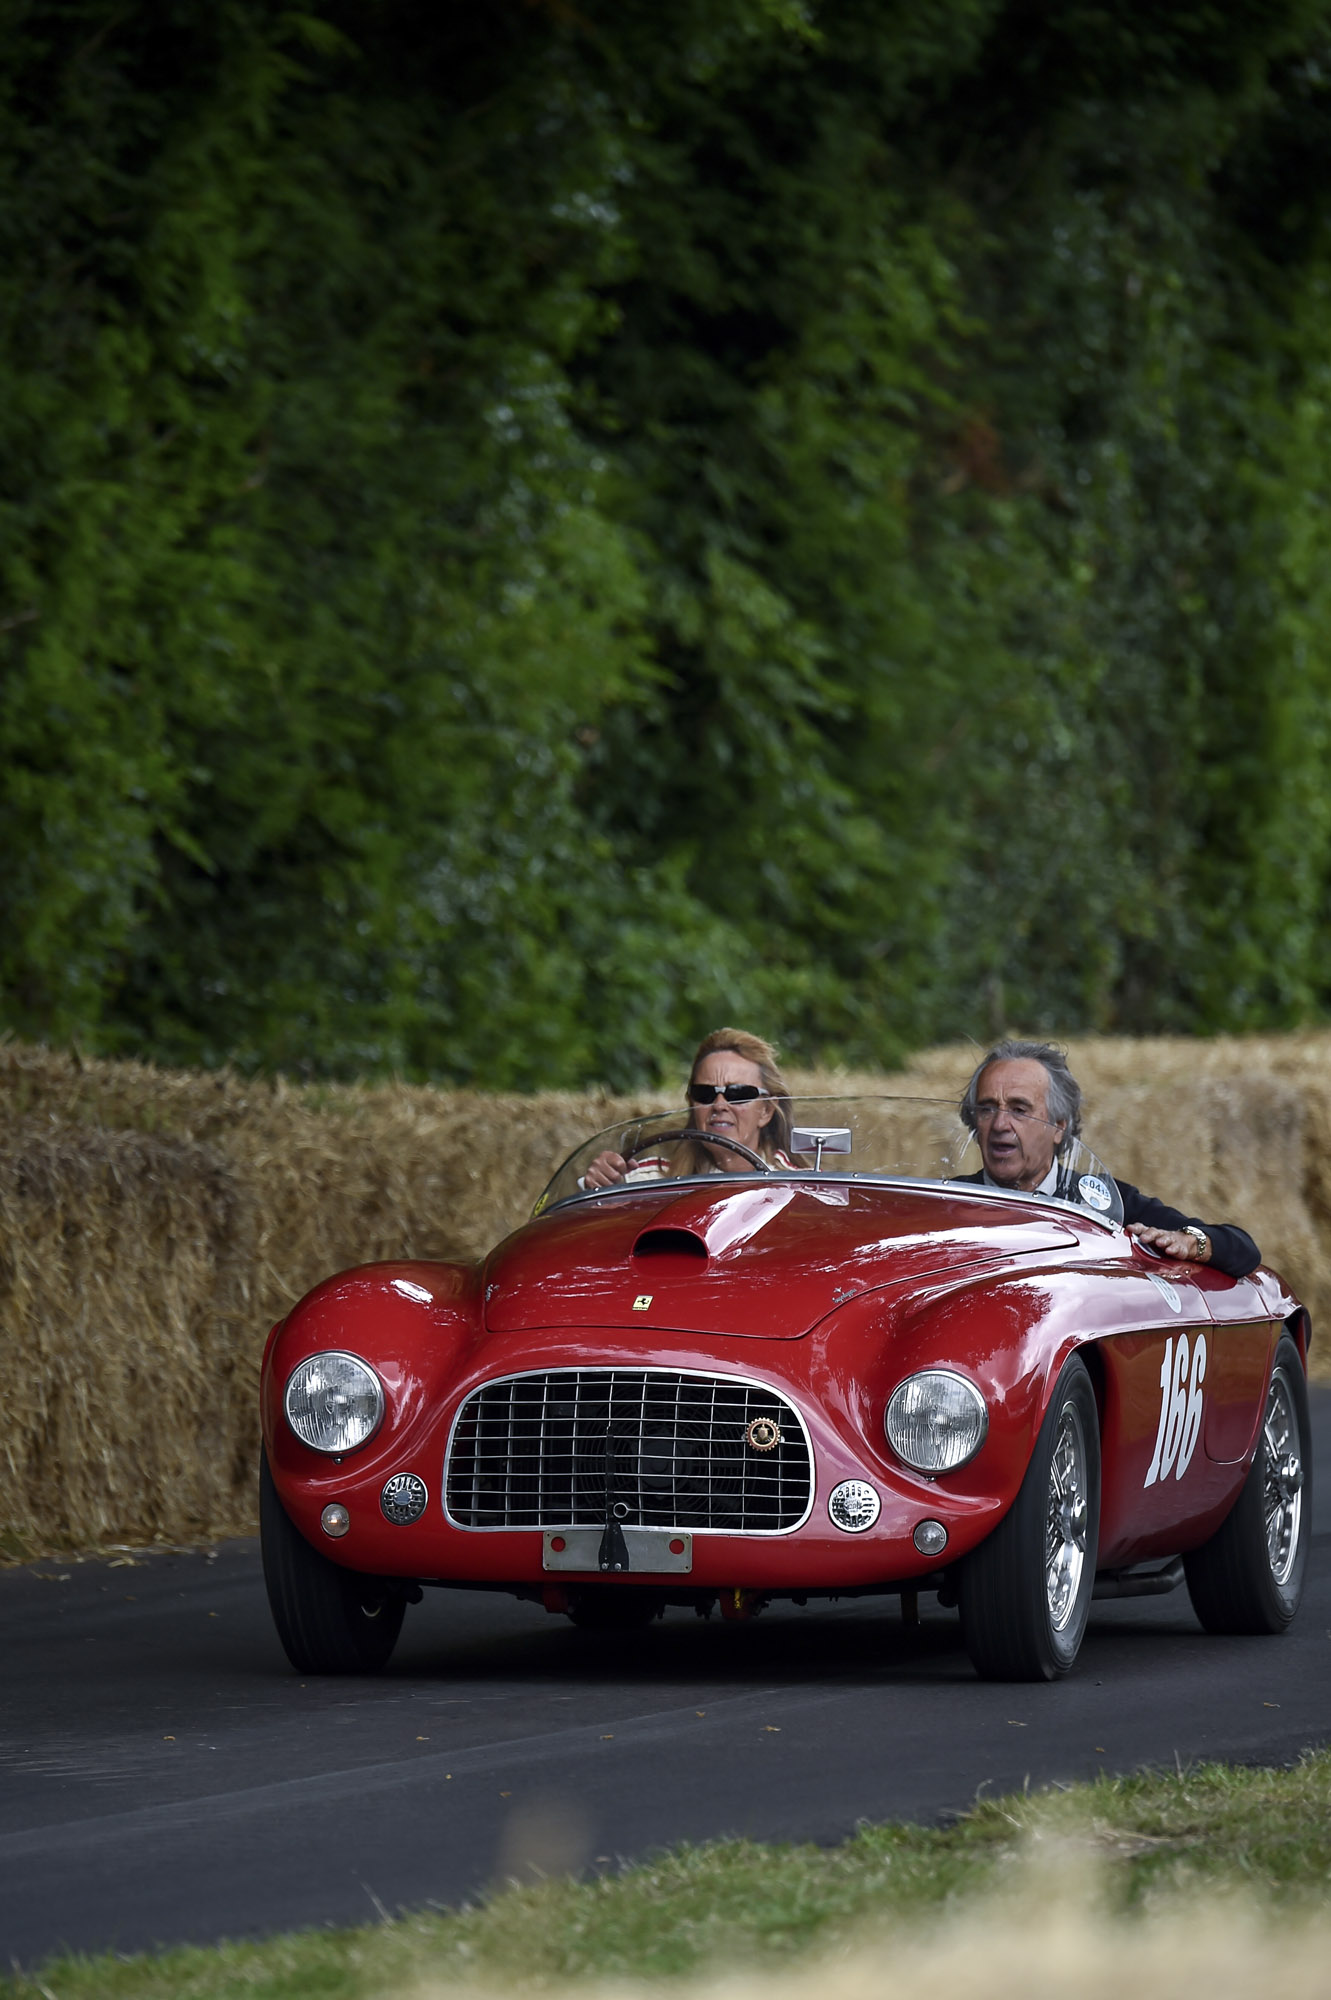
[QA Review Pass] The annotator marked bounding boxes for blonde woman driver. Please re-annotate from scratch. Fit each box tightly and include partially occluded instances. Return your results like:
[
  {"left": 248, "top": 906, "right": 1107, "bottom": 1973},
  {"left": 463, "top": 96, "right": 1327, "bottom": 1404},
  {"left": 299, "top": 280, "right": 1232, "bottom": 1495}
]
[{"left": 582, "top": 1028, "right": 798, "bottom": 1191}]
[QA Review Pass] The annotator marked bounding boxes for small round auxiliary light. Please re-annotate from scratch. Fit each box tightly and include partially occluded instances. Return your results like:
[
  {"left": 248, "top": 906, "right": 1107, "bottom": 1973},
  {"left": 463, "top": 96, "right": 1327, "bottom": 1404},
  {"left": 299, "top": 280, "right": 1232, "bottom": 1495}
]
[
  {"left": 380, "top": 1472, "right": 428, "bottom": 1525},
  {"left": 320, "top": 1503, "right": 351, "bottom": 1538},
  {"left": 828, "top": 1479, "right": 881, "bottom": 1533},
  {"left": 913, "top": 1519, "right": 948, "bottom": 1557}
]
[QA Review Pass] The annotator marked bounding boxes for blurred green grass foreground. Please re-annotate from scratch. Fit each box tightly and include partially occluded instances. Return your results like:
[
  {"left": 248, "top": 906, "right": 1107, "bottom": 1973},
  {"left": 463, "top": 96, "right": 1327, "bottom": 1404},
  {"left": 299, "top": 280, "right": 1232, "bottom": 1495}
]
[{"left": 11, "top": 1753, "right": 1331, "bottom": 2000}]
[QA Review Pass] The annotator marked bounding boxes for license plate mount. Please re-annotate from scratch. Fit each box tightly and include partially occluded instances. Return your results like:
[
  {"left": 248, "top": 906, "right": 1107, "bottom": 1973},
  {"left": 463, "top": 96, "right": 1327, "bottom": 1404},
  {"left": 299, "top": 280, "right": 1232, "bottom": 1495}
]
[{"left": 542, "top": 1527, "right": 693, "bottom": 1573}]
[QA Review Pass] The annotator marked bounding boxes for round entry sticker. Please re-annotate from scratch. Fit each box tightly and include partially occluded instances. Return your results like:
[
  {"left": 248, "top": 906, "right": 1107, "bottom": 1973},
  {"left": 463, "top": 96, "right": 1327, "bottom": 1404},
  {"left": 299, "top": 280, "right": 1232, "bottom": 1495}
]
[{"left": 1078, "top": 1174, "right": 1112, "bottom": 1212}]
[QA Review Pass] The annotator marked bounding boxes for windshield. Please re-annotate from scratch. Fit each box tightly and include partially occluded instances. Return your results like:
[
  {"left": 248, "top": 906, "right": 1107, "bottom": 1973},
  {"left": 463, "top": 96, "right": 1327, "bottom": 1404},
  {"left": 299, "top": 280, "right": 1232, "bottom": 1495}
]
[{"left": 534, "top": 1097, "right": 1124, "bottom": 1227}]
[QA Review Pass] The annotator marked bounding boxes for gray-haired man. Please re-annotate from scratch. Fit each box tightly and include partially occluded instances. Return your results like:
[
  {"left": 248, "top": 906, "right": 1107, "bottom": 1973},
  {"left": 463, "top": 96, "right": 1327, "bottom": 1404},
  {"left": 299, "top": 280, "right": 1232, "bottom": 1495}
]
[{"left": 958, "top": 1039, "right": 1260, "bottom": 1279}]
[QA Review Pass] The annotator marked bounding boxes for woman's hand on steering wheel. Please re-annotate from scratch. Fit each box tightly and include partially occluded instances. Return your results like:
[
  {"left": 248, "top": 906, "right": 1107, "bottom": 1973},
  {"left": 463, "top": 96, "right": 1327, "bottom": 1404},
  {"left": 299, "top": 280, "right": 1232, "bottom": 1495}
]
[{"left": 621, "top": 1128, "right": 771, "bottom": 1172}]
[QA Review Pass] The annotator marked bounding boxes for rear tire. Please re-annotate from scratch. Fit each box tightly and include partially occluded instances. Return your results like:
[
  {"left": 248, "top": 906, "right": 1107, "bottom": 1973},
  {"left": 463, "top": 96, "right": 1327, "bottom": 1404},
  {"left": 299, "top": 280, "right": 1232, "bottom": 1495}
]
[
  {"left": 1184, "top": 1335, "right": 1311, "bottom": 1635},
  {"left": 959, "top": 1355, "right": 1100, "bottom": 1682},
  {"left": 260, "top": 1451, "right": 406, "bottom": 1673}
]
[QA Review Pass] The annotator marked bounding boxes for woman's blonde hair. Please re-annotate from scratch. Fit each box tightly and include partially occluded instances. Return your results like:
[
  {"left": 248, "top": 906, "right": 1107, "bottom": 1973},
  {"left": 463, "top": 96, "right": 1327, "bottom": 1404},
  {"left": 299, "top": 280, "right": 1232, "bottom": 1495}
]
[{"left": 668, "top": 1026, "right": 796, "bottom": 1175}]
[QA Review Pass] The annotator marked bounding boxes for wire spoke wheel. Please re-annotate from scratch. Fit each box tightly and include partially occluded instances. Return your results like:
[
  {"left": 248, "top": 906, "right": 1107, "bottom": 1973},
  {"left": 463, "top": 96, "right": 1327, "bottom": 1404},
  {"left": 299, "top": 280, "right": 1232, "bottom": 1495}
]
[
  {"left": 1044, "top": 1406, "right": 1089, "bottom": 1632},
  {"left": 1261, "top": 1368, "right": 1303, "bottom": 1587}
]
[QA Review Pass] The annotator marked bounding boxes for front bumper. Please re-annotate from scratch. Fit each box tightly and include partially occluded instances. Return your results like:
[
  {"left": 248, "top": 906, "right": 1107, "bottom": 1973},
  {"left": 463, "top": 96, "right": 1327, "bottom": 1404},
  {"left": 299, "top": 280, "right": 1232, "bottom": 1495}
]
[{"left": 266, "top": 1436, "right": 1007, "bottom": 1593}]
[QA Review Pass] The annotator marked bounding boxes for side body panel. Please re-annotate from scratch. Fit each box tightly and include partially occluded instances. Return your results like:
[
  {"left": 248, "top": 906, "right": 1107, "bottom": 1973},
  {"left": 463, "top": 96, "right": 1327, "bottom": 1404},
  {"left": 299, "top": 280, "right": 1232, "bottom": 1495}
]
[{"left": 1095, "top": 1252, "right": 1287, "bottom": 1565}]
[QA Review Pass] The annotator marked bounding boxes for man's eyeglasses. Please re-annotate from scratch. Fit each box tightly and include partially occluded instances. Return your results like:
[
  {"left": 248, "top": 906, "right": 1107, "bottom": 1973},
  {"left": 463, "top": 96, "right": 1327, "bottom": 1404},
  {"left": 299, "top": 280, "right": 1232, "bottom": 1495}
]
[
  {"left": 687, "top": 1083, "right": 768, "bottom": 1106},
  {"left": 973, "top": 1104, "right": 1057, "bottom": 1127}
]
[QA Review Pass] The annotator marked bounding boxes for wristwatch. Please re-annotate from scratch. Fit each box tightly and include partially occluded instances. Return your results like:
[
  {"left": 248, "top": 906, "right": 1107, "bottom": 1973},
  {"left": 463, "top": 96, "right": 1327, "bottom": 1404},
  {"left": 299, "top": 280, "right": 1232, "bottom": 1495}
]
[{"left": 1183, "top": 1225, "right": 1210, "bottom": 1261}]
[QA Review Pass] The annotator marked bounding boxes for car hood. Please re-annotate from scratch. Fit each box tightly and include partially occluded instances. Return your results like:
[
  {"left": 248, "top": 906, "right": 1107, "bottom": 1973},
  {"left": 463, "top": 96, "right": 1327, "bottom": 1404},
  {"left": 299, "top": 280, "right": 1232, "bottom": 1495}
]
[{"left": 484, "top": 1180, "right": 1079, "bottom": 1339}]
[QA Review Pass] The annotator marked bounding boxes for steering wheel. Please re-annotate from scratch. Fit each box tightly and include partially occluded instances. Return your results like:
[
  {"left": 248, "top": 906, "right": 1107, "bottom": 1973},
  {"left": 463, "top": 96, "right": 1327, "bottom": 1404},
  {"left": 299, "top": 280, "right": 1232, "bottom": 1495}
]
[{"left": 621, "top": 1127, "right": 771, "bottom": 1173}]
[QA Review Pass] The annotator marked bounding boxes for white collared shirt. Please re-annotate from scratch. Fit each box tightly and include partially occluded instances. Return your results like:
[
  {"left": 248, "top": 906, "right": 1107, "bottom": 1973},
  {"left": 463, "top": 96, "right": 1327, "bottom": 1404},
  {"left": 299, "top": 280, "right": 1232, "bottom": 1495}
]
[{"left": 983, "top": 1161, "right": 1060, "bottom": 1196}]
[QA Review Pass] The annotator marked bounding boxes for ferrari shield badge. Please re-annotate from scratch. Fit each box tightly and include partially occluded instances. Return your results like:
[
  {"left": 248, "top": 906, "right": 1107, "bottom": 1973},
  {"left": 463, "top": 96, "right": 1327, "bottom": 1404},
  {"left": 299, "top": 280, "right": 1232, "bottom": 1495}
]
[{"left": 633, "top": 1294, "right": 653, "bottom": 1311}]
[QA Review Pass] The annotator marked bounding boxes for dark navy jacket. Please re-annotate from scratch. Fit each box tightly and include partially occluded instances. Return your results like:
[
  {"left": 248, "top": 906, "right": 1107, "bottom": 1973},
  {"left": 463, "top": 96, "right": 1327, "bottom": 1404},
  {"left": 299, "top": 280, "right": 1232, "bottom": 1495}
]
[
  {"left": 1114, "top": 1180, "right": 1260, "bottom": 1280},
  {"left": 954, "top": 1171, "right": 1260, "bottom": 1279}
]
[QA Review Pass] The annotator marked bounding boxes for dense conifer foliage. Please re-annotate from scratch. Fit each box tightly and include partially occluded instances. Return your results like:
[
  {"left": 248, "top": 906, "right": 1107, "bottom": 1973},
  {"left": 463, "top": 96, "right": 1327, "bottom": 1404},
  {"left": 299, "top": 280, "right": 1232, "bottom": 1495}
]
[{"left": 3, "top": 0, "right": 1331, "bottom": 1084}]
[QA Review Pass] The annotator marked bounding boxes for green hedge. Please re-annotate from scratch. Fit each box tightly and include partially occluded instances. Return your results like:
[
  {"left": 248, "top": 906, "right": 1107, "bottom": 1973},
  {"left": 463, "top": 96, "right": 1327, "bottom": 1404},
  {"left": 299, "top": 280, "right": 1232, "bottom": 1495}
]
[{"left": 4, "top": 0, "right": 1331, "bottom": 1085}]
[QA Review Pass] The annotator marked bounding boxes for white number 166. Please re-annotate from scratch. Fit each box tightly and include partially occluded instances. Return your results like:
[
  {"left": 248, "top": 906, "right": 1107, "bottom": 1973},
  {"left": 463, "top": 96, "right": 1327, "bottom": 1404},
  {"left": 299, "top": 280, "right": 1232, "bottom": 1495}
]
[{"left": 1144, "top": 1332, "right": 1207, "bottom": 1487}]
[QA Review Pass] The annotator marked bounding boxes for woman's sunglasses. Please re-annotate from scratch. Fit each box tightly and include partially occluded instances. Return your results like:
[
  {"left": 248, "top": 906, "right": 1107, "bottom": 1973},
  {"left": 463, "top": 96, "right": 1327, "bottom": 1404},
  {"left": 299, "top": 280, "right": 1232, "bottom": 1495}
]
[{"left": 687, "top": 1083, "right": 768, "bottom": 1105}]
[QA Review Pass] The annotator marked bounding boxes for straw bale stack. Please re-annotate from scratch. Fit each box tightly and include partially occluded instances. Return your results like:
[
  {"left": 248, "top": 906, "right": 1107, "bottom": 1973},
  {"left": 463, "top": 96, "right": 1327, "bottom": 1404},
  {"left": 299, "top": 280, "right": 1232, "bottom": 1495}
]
[
  {"left": 0, "top": 1031, "right": 1328, "bottom": 1554},
  {"left": 0, "top": 1127, "right": 249, "bottom": 1553}
]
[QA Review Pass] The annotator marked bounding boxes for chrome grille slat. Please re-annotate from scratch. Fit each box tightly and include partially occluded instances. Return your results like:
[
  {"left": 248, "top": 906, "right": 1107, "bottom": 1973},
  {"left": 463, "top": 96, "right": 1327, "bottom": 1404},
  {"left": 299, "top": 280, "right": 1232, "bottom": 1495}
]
[{"left": 445, "top": 1368, "right": 812, "bottom": 1533}]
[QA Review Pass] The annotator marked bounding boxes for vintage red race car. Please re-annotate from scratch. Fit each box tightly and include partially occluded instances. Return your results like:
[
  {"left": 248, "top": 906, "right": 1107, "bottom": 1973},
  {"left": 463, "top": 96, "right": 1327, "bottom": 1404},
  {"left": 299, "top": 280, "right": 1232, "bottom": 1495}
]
[{"left": 259, "top": 1099, "right": 1312, "bottom": 1682}]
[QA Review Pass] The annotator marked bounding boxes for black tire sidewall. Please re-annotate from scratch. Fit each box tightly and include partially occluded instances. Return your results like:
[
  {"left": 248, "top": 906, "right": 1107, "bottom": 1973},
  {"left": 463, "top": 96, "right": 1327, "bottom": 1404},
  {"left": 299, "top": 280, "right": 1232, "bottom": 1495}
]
[
  {"left": 260, "top": 1449, "right": 405, "bottom": 1673},
  {"left": 960, "top": 1352, "right": 1101, "bottom": 1681},
  {"left": 1034, "top": 1360, "right": 1101, "bottom": 1673},
  {"left": 1182, "top": 1332, "right": 1311, "bottom": 1636}
]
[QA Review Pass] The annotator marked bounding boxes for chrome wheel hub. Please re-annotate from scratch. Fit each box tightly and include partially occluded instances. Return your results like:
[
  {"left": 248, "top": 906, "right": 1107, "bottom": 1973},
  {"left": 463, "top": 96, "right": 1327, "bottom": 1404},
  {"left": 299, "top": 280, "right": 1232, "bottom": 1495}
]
[
  {"left": 1045, "top": 1404, "right": 1088, "bottom": 1632},
  {"left": 1263, "top": 1369, "right": 1303, "bottom": 1587}
]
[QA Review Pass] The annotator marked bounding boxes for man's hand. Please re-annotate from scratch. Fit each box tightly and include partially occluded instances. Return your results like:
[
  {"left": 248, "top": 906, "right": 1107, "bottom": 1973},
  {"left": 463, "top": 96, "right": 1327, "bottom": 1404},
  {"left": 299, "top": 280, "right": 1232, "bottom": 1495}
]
[
  {"left": 1128, "top": 1222, "right": 1211, "bottom": 1263},
  {"left": 584, "top": 1150, "right": 628, "bottom": 1191}
]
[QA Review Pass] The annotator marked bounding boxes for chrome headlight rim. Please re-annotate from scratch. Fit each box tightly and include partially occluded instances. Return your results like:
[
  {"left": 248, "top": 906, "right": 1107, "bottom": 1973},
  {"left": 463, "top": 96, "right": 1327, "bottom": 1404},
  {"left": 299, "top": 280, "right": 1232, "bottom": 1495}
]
[
  {"left": 284, "top": 1349, "right": 386, "bottom": 1455},
  {"left": 885, "top": 1367, "right": 988, "bottom": 1477}
]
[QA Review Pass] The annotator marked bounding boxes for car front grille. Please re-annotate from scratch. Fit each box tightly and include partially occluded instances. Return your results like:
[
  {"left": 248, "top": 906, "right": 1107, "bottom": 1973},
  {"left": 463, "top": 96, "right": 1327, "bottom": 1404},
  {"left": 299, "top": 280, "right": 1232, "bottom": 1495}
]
[{"left": 445, "top": 1368, "right": 812, "bottom": 1533}]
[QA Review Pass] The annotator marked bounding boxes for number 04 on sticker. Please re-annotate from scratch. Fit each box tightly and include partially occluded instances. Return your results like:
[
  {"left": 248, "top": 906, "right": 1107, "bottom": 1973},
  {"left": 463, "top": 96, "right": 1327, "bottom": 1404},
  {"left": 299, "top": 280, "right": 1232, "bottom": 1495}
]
[{"left": 1144, "top": 1332, "right": 1207, "bottom": 1487}]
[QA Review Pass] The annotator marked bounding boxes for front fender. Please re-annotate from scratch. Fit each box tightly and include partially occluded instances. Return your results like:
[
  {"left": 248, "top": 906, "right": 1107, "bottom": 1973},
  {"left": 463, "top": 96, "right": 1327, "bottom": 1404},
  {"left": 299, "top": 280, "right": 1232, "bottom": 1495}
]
[
  {"left": 261, "top": 1259, "right": 484, "bottom": 1492},
  {"left": 809, "top": 1266, "right": 1099, "bottom": 1528}
]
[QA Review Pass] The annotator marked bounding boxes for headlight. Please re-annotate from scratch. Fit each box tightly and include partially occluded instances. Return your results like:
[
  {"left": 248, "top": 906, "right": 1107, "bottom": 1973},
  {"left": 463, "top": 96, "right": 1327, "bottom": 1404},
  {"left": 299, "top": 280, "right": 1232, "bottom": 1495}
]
[
  {"left": 885, "top": 1370, "right": 988, "bottom": 1475},
  {"left": 284, "top": 1352, "right": 385, "bottom": 1454}
]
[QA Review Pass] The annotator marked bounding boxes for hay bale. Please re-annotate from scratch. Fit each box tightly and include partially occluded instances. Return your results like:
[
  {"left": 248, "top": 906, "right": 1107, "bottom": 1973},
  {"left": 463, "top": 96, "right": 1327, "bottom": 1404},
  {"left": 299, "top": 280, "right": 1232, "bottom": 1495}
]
[{"left": 0, "top": 1127, "right": 252, "bottom": 1554}]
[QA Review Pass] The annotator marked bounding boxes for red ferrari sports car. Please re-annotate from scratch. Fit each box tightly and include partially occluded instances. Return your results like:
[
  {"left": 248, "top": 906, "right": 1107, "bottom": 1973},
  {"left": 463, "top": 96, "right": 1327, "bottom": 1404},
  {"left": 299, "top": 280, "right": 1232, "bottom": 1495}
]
[{"left": 259, "top": 1099, "right": 1312, "bottom": 1682}]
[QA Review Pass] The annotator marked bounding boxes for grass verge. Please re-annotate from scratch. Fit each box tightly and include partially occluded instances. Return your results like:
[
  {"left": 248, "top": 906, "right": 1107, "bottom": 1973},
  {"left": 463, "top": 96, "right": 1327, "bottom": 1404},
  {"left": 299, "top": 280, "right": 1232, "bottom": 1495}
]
[{"left": 8, "top": 1751, "right": 1331, "bottom": 2000}]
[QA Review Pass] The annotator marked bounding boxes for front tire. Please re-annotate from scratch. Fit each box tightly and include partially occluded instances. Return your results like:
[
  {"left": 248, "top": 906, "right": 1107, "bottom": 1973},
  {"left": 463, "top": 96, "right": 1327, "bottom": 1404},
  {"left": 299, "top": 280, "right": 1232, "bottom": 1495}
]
[
  {"left": 1184, "top": 1334, "right": 1311, "bottom": 1635},
  {"left": 260, "top": 1451, "right": 406, "bottom": 1673},
  {"left": 960, "top": 1355, "right": 1101, "bottom": 1682}
]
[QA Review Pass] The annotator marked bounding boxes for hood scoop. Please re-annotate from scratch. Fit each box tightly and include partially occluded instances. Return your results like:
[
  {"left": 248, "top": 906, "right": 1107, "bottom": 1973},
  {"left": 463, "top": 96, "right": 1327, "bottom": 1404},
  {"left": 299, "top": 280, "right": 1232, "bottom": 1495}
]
[{"left": 633, "top": 1226, "right": 708, "bottom": 1262}]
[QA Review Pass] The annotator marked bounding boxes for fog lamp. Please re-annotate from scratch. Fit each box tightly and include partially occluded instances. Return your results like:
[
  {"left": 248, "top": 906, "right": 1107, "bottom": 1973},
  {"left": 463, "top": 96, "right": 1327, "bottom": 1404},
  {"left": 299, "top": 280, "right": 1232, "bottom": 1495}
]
[
  {"left": 913, "top": 1519, "right": 948, "bottom": 1557},
  {"left": 320, "top": 1503, "right": 351, "bottom": 1538},
  {"left": 381, "top": 1472, "right": 428, "bottom": 1525},
  {"left": 828, "top": 1479, "right": 880, "bottom": 1533}
]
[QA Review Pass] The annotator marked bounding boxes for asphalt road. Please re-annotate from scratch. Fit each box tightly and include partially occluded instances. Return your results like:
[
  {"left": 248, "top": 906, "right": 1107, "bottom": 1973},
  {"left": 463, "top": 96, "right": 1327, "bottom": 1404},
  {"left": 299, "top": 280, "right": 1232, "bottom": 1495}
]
[{"left": 4, "top": 1389, "right": 1330, "bottom": 1969}]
